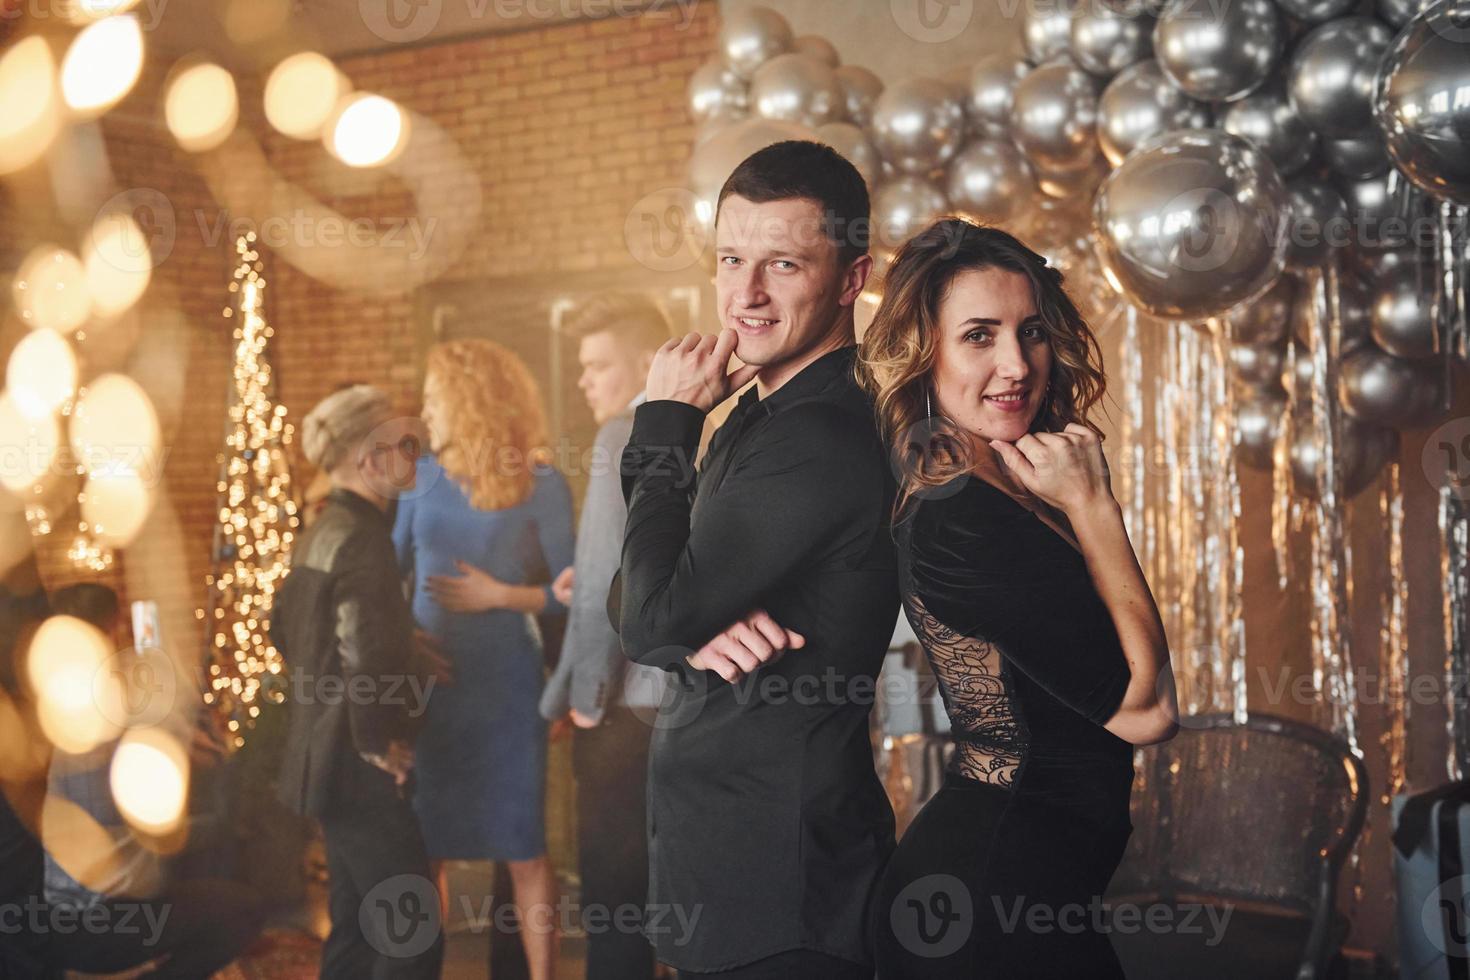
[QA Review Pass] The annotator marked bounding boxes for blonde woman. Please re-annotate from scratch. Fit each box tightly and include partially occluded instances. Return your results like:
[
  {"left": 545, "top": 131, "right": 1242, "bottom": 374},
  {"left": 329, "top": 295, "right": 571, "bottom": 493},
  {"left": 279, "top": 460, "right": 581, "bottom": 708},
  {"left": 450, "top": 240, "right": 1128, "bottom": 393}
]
[
  {"left": 393, "top": 340, "right": 573, "bottom": 980},
  {"left": 857, "top": 221, "right": 1176, "bottom": 978}
]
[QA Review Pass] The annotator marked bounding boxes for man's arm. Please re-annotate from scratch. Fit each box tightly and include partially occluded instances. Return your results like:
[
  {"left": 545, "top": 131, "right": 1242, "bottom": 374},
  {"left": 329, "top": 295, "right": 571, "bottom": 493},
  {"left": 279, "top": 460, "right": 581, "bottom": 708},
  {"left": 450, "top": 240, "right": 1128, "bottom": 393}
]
[
  {"left": 332, "top": 537, "right": 416, "bottom": 756},
  {"left": 618, "top": 399, "right": 873, "bottom": 669},
  {"left": 540, "top": 418, "right": 633, "bottom": 724}
]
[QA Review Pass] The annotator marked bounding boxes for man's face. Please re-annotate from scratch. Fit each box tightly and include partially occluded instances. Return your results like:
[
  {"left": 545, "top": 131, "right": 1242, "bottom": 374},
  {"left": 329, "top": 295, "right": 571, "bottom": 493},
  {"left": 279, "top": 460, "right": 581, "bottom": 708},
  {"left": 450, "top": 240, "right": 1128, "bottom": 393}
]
[
  {"left": 577, "top": 331, "right": 652, "bottom": 425},
  {"left": 714, "top": 195, "right": 861, "bottom": 372},
  {"left": 360, "top": 414, "right": 422, "bottom": 498}
]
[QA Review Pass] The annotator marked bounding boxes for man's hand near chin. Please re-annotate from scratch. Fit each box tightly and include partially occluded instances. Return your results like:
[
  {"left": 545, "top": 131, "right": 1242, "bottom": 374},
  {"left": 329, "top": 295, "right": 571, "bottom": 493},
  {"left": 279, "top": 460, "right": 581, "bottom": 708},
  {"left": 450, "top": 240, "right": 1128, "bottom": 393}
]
[
  {"left": 685, "top": 609, "right": 805, "bottom": 683},
  {"left": 645, "top": 327, "right": 758, "bottom": 414}
]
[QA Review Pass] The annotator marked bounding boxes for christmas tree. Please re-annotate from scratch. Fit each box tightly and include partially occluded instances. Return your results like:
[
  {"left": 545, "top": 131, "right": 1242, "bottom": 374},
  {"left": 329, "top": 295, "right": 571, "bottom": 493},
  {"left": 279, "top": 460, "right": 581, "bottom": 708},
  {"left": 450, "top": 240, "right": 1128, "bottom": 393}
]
[{"left": 199, "top": 234, "right": 299, "bottom": 748}]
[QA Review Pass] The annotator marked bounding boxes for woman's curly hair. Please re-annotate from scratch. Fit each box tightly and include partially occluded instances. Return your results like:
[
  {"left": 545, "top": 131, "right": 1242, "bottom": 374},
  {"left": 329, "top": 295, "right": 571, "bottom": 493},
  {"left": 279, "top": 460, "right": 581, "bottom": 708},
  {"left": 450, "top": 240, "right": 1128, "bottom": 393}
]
[
  {"left": 855, "top": 218, "right": 1107, "bottom": 515},
  {"left": 425, "top": 339, "right": 551, "bottom": 512}
]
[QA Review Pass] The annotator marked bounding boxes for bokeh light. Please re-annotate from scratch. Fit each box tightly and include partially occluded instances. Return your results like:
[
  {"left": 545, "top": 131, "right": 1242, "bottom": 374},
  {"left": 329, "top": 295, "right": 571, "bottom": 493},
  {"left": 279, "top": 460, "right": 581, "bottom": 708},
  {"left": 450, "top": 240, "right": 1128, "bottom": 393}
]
[
  {"left": 13, "top": 246, "right": 90, "bottom": 332},
  {"left": 81, "top": 465, "right": 153, "bottom": 546},
  {"left": 82, "top": 212, "right": 153, "bottom": 317},
  {"left": 68, "top": 0, "right": 143, "bottom": 23},
  {"left": 25, "top": 615, "right": 125, "bottom": 755},
  {"left": 69, "top": 374, "right": 162, "bottom": 472},
  {"left": 264, "top": 52, "right": 348, "bottom": 140},
  {"left": 6, "top": 328, "right": 77, "bottom": 419},
  {"left": 0, "top": 394, "right": 60, "bottom": 494},
  {"left": 61, "top": 14, "right": 145, "bottom": 118},
  {"left": 0, "top": 37, "right": 63, "bottom": 175},
  {"left": 164, "top": 62, "right": 238, "bottom": 152},
  {"left": 327, "top": 93, "right": 408, "bottom": 167},
  {"left": 110, "top": 727, "right": 189, "bottom": 834}
]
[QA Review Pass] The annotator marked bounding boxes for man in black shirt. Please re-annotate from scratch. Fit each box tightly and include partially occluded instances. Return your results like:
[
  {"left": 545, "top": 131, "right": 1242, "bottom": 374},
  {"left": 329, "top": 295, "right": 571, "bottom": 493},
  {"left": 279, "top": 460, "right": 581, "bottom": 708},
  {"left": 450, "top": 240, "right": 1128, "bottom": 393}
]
[{"left": 616, "top": 141, "right": 899, "bottom": 978}]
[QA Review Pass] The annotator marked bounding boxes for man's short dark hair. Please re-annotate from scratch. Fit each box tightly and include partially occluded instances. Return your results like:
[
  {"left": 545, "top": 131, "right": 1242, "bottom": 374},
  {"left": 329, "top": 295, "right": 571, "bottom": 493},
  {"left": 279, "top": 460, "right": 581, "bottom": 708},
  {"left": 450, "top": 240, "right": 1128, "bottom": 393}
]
[
  {"left": 49, "top": 583, "right": 120, "bottom": 632},
  {"left": 716, "top": 140, "right": 871, "bottom": 267}
]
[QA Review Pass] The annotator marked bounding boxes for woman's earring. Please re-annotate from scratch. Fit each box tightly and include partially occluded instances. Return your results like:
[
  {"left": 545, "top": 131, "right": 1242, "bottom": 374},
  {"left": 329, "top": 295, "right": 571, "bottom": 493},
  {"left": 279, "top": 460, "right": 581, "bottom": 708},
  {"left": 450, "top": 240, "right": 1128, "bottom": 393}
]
[{"left": 926, "top": 387, "right": 933, "bottom": 419}]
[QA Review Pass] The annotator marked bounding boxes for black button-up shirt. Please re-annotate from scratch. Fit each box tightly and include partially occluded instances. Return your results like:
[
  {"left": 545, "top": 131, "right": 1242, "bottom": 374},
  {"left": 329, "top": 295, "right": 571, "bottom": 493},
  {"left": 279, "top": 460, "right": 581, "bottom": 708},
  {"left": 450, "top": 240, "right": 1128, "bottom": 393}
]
[{"left": 616, "top": 345, "right": 899, "bottom": 971}]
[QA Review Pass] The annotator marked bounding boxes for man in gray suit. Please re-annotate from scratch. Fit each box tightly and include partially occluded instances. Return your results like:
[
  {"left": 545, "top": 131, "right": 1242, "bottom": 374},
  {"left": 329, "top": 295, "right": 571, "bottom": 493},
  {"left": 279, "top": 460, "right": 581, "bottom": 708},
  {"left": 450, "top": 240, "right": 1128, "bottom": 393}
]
[{"left": 539, "top": 293, "right": 672, "bottom": 980}]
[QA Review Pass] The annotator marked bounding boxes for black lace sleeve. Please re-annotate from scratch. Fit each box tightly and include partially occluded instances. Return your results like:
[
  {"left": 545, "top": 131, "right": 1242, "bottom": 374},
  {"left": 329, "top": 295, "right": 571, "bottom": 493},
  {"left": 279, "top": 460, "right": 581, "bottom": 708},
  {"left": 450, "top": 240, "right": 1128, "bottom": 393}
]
[{"left": 901, "top": 480, "right": 1131, "bottom": 729}]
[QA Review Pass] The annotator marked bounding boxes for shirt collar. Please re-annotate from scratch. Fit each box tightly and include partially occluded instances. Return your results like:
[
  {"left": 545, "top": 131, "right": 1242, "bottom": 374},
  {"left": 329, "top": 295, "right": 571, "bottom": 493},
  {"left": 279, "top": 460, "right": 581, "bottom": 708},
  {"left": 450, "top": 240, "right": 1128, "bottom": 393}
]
[
  {"left": 328, "top": 487, "right": 394, "bottom": 528},
  {"left": 738, "top": 345, "right": 858, "bottom": 416},
  {"left": 628, "top": 391, "right": 648, "bottom": 411}
]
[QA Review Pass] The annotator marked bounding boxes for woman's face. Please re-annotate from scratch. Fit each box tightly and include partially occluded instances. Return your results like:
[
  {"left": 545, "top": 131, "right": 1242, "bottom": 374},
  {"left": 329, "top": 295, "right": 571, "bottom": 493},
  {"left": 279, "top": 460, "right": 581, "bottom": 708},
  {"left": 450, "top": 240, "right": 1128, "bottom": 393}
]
[{"left": 930, "top": 266, "right": 1053, "bottom": 445}]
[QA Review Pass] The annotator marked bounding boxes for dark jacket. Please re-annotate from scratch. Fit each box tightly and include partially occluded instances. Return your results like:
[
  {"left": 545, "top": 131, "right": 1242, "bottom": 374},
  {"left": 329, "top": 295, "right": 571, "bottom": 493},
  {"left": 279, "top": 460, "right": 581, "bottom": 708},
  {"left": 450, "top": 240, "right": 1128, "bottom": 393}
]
[
  {"left": 272, "top": 488, "right": 428, "bottom": 817},
  {"left": 614, "top": 346, "right": 900, "bottom": 971}
]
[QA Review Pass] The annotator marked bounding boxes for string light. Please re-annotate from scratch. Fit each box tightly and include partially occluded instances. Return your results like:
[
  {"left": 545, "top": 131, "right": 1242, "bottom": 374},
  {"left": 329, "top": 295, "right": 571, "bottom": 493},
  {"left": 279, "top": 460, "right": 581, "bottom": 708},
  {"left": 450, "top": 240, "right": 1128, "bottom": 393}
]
[{"left": 198, "top": 235, "right": 298, "bottom": 749}]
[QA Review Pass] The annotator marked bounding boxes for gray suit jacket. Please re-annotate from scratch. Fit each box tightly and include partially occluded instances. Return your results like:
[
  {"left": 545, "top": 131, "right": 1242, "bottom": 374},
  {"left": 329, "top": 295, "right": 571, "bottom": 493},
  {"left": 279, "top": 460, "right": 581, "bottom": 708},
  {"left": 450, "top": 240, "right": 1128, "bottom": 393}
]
[{"left": 539, "top": 409, "right": 664, "bottom": 723}]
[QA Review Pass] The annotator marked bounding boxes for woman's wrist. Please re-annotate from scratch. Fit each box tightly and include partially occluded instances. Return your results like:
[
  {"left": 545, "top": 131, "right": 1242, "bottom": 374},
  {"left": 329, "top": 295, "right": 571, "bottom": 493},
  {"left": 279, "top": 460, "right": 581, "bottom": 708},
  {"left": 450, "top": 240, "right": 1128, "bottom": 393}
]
[{"left": 1065, "top": 493, "right": 1124, "bottom": 534}]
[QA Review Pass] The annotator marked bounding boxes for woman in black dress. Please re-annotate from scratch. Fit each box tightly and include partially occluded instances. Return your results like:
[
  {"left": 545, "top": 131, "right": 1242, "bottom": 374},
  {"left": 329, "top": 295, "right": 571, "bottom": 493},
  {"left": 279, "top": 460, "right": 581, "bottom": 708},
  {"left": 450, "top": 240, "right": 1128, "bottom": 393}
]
[{"left": 856, "top": 220, "right": 1178, "bottom": 978}]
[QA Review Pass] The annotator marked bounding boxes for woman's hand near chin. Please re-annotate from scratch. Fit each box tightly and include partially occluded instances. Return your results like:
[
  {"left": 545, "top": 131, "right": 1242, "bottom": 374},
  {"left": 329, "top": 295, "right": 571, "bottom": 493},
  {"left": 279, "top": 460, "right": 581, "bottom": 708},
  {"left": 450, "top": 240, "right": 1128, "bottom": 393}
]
[{"left": 988, "top": 422, "right": 1112, "bottom": 516}]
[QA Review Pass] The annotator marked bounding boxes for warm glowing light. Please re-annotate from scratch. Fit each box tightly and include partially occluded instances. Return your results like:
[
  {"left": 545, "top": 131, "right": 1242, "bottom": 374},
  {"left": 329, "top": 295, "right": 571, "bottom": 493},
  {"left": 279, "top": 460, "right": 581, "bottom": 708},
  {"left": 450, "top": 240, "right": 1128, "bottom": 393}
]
[
  {"left": 13, "top": 246, "right": 90, "bottom": 331},
  {"left": 81, "top": 464, "right": 152, "bottom": 546},
  {"left": 165, "top": 62, "right": 238, "bottom": 152},
  {"left": 69, "top": 373, "right": 161, "bottom": 469},
  {"left": 265, "top": 53, "right": 348, "bottom": 140},
  {"left": 39, "top": 796, "right": 120, "bottom": 893},
  {"left": 110, "top": 727, "right": 188, "bottom": 833},
  {"left": 61, "top": 14, "right": 144, "bottom": 117},
  {"left": 0, "top": 394, "right": 60, "bottom": 493},
  {"left": 83, "top": 212, "right": 152, "bottom": 317},
  {"left": 26, "top": 616, "right": 124, "bottom": 754},
  {"left": 7, "top": 329, "right": 76, "bottom": 419},
  {"left": 69, "top": 0, "right": 142, "bottom": 23},
  {"left": 0, "top": 37, "right": 62, "bottom": 174},
  {"left": 327, "top": 93, "right": 407, "bottom": 167}
]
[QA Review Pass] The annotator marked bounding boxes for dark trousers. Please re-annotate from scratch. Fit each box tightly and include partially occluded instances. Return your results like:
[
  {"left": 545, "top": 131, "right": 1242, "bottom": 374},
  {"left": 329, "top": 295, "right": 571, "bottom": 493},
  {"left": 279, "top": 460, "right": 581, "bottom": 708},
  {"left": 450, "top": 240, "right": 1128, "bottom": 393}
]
[
  {"left": 574, "top": 705, "right": 656, "bottom": 980},
  {"left": 45, "top": 878, "right": 264, "bottom": 979},
  {"left": 318, "top": 760, "right": 444, "bottom": 980},
  {"left": 680, "top": 948, "right": 872, "bottom": 979}
]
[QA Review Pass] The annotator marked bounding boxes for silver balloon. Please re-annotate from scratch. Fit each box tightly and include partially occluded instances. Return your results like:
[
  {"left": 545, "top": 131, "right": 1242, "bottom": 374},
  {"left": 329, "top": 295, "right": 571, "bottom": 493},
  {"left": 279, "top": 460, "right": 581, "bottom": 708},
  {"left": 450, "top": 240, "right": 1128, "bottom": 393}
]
[
  {"left": 1231, "top": 342, "right": 1286, "bottom": 387},
  {"left": 1093, "top": 128, "right": 1290, "bottom": 319},
  {"left": 1373, "top": 0, "right": 1470, "bottom": 205},
  {"left": 1229, "top": 273, "right": 1295, "bottom": 345},
  {"left": 1070, "top": 4, "right": 1155, "bottom": 78},
  {"left": 719, "top": 5, "right": 793, "bottom": 80},
  {"left": 1287, "top": 17, "right": 1394, "bottom": 140},
  {"left": 1284, "top": 179, "right": 1350, "bottom": 271},
  {"left": 1337, "top": 170, "right": 1415, "bottom": 252},
  {"left": 871, "top": 77, "right": 967, "bottom": 175},
  {"left": 816, "top": 122, "right": 883, "bottom": 187},
  {"left": 1010, "top": 59, "right": 1101, "bottom": 174},
  {"left": 1351, "top": 245, "right": 1418, "bottom": 279},
  {"left": 1023, "top": 0, "right": 1079, "bottom": 62},
  {"left": 967, "top": 55, "right": 1032, "bottom": 139},
  {"left": 1220, "top": 84, "right": 1316, "bottom": 178},
  {"left": 946, "top": 140, "right": 1034, "bottom": 224},
  {"left": 1340, "top": 344, "right": 1427, "bottom": 425},
  {"left": 1097, "top": 59, "right": 1210, "bottom": 166},
  {"left": 1378, "top": 0, "right": 1436, "bottom": 27},
  {"left": 1290, "top": 416, "right": 1397, "bottom": 497},
  {"left": 1237, "top": 387, "right": 1287, "bottom": 469},
  {"left": 873, "top": 175, "right": 949, "bottom": 250},
  {"left": 1278, "top": 0, "right": 1356, "bottom": 24},
  {"left": 688, "top": 117, "right": 816, "bottom": 235},
  {"left": 1154, "top": 0, "right": 1282, "bottom": 102},
  {"left": 749, "top": 53, "right": 844, "bottom": 128},
  {"left": 793, "top": 35, "right": 840, "bottom": 68},
  {"left": 1035, "top": 158, "right": 1108, "bottom": 199},
  {"left": 834, "top": 65, "right": 883, "bottom": 128},
  {"left": 1371, "top": 264, "right": 1438, "bottom": 358},
  {"left": 688, "top": 58, "right": 749, "bottom": 124},
  {"left": 1322, "top": 132, "right": 1390, "bottom": 179}
]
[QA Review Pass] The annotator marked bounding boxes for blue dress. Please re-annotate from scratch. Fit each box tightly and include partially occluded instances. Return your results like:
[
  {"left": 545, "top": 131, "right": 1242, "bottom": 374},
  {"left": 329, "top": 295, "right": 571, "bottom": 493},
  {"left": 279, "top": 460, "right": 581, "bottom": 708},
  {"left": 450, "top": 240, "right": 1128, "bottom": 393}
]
[{"left": 392, "top": 454, "right": 574, "bottom": 860}]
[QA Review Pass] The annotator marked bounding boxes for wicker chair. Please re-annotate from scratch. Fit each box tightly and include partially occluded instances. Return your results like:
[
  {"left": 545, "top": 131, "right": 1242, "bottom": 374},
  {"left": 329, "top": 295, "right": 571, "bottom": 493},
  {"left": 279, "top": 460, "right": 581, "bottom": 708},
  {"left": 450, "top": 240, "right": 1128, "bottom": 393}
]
[{"left": 1105, "top": 712, "right": 1369, "bottom": 980}]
